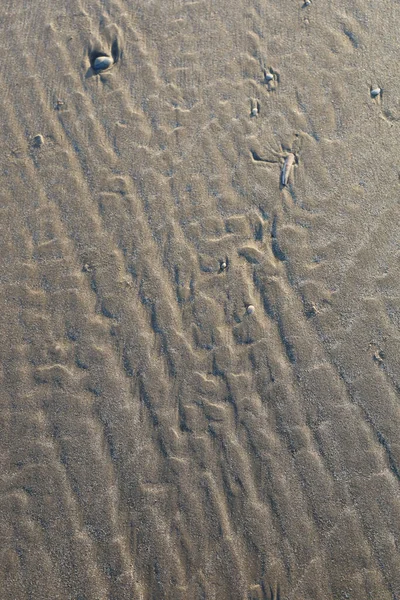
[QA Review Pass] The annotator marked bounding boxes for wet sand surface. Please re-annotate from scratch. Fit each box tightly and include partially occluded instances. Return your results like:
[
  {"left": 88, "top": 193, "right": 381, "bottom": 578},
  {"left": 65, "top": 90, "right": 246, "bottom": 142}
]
[{"left": 1, "top": 0, "right": 400, "bottom": 598}]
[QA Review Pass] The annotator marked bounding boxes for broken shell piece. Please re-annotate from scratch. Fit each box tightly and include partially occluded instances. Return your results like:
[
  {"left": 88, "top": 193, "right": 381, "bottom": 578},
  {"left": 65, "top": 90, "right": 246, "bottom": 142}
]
[
  {"left": 370, "top": 87, "right": 381, "bottom": 98},
  {"left": 373, "top": 350, "right": 385, "bottom": 364},
  {"left": 281, "top": 153, "right": 296, "bottom": 187},
  {"left": 246, "top": 305, "right": 255, "bottom": 315},
  {"left": 94, "top": 55, "right": 113, "bottom": 71}
]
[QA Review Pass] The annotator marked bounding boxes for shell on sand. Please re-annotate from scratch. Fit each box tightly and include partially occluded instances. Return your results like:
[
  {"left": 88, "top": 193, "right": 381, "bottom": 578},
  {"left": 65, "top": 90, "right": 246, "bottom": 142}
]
[
  {"left": 370, "top": 87, "right": 381, "bottom": 98},
  {"left": 94, "top": 56, "right": 113, "bottom": 71},
  {"left": 281, "top": 153, "right": 296, "bottom": 186},
  {"left": 33, "top": 134, "right": 44, "bottom": 147}
]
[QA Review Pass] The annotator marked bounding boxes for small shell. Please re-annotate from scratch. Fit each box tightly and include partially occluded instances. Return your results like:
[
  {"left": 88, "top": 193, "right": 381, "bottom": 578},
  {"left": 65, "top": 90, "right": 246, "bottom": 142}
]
[
  {"left": 265, "top": 72, "right": 274, "bottom": 82},
  {"left": 220, "top": 261, "right": 227, "bottom": 271},
  {"left": 33, "top": 134, "right": 44, "bottom": 147},
  {"left": 304, "top": 0, "right": 311, "bottom": 5},
  {"left": 251, "top": 107, "right": 258, "bottom": 116},
  {"left": 281, "top": 153, "right": 296, "bottom": 187},
  {"left": 94, "top": 55, "right": 113, "bottom": 71},
  {"left": 246, "top": 305, "right": 255, "bottom": 315},
  {"left": 370, "top": 87, "right": 381, "bottom": 98}
]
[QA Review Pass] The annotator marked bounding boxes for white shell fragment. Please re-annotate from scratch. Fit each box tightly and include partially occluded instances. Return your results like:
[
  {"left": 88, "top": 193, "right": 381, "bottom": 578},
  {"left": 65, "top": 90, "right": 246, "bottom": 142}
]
[
  {"left": 265, "top": 72, "right": 274, "bottom": 82},
  {"left": 246, "top": 305, "right": 255, "bottom": 315},
  {"left": 94, "top": 55, "right": 113, "bottom": 71},
  {"left": 281, "top": 153, "right": 296, "bottom": 187},
  {"left": 370, "top": 87, "right": 381, "bottom": 98}
]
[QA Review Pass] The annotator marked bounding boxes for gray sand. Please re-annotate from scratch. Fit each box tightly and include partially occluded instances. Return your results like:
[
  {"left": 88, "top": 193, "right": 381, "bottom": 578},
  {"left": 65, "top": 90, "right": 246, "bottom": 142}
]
[{"left": 0, "top": 0, "right": 399, "bottom": 598}]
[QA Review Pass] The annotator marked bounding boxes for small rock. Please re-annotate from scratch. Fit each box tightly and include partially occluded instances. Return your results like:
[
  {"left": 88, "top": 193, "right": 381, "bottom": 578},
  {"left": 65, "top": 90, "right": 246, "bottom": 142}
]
[
  {"left": 33, "top": 134, "right": 44, "bottom": 147},
  {"left": 251, "top": 107, "right": 258, "bottom": 116},
  {"left": 265, "top": 72, "right": 274, "bottom": 82},
  {"left": 220, "top": 261, "right": 227, "bottom": 271},
  {"left": 304, "top": 0, "right": 311, "bottom": 5},
  {"left": 370, "top": 87, "right": 381, "bottom": 98},
  {"left": 94, "top": 55, "right": 113, "bottom": 71},
  {"left": 246, "top": 305, "right": 255, "bottom": 315}
]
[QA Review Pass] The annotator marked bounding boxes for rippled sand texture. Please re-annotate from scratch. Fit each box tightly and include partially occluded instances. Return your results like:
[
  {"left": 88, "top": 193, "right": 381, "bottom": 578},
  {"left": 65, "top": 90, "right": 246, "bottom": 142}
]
[{"left": 1, "top": 0, "right": 400, "bottom": 598}]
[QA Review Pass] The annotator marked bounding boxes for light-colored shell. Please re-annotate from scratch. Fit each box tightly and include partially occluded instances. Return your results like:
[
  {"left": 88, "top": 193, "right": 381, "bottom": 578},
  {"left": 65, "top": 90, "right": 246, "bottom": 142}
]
[
  {"left": 370, "top": 87, "right": 381, "bottom": 98},
  {"left": 94, "top": 56, "right": 113, "bottom": 71},
  {"left": 251, "top": 107, "right": 258, "bottom": 116},
  {"left": 265, "top": 72, "right": 274, "bottom": 82},
  {"left": 281, "top": 153, "right": 296, "bottom": 187},
  {"left": 246, "top": 305, "right": 255, "bottom": 315}
]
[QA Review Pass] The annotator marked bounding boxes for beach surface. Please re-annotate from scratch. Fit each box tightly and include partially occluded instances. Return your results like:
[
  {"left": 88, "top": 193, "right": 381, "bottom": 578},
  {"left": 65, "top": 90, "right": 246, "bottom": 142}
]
[{"left": 1, "top": 0, "right": 400, "bottom": 598}]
